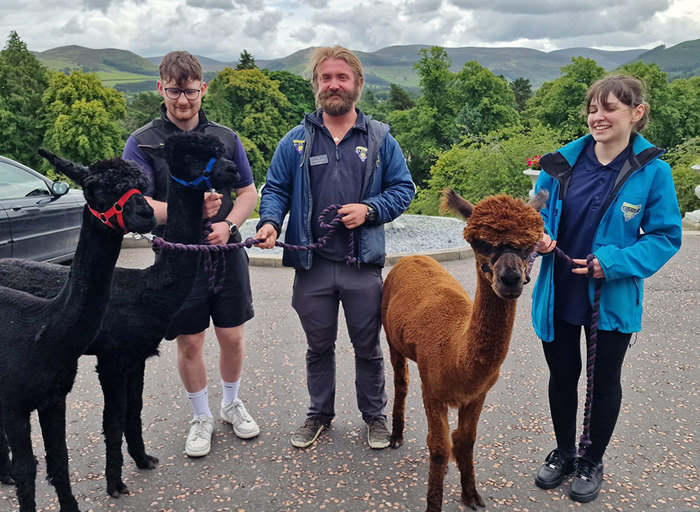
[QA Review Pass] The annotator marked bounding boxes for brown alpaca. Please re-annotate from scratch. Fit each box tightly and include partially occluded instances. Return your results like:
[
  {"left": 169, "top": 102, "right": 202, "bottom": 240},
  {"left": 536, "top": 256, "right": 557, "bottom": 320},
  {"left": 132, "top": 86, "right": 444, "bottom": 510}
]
[{"left": 381, "top": 188, "right": 547, "bottom": 511}]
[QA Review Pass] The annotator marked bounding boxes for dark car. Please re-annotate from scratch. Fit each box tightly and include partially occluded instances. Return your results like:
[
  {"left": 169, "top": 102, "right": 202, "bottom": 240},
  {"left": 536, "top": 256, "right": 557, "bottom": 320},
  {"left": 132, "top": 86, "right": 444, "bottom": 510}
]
[{"left": 0, "top": 155, "right": 85, "bottom": 263}]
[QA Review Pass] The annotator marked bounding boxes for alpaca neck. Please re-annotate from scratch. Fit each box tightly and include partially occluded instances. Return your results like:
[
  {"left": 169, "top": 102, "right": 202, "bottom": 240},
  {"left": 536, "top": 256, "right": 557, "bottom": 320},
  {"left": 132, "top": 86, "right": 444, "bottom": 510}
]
[
  {"left": 462, "top": 265, "right": 517, "bottom": 370},
  {"left": 150, "top": 183, "right": 203, "bottom": 296},
  {"left": 51, "top": 208, "right": 124, "bottom": 355}
]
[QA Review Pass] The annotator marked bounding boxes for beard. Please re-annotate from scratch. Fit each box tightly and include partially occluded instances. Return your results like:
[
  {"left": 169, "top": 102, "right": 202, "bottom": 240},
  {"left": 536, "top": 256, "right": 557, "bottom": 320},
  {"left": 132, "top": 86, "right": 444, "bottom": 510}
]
[{"left": 315, "top": 86, "right": 361, "bottom": 116}]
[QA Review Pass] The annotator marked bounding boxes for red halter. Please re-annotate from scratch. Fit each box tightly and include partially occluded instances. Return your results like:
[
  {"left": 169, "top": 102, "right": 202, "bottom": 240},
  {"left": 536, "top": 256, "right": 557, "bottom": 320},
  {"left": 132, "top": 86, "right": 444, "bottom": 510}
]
[{"left": 88, "top": 188, "right": 142, "bottom": 233}]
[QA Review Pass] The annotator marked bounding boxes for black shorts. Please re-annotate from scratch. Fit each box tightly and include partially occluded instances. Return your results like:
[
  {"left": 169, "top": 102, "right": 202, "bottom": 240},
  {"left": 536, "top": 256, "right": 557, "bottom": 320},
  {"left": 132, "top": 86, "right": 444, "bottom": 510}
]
[{"left": 164, "top": 248, "right": 254, "bottom": 340}]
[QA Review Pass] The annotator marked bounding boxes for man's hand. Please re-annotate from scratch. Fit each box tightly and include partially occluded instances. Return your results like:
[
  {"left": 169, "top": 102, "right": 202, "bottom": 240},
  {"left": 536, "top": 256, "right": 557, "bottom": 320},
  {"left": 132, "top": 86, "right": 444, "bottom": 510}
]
[
  {"left": 203, "top": 191, "right": 223, "bottom": 219},
  {"left": 536, "top": 232, "right": 556, "bottom": 254},
  {"left": 207, "top": 221, "right": 230, "bottom": 245},
  {"left": 338, "top": 203, "right": 369, "bottom": 230},
  {"left": 254, "top": 223, "right": 278, "bottom": 249},
  {"left": 572, "top": 257, "right": 605, "bottom": 279}
]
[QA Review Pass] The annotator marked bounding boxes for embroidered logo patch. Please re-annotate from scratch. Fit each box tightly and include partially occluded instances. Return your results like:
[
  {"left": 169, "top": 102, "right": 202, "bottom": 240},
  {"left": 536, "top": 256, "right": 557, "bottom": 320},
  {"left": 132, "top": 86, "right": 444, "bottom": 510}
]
[
  {"left": 621, "top": 202, "right": 642, "bottom": 222},
  {"left": 293, "top": 139, "right": 305, "bottom": 154},
  {"left": 355, "top": 145, "right": 368, "bottom": 162}
]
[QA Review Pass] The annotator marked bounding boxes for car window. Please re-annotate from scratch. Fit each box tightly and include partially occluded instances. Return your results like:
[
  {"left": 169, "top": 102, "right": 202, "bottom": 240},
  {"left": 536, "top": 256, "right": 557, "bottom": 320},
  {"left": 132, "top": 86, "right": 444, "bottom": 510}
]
[{"left": 0, "top": 161, "right": 51, "bottom": 200}]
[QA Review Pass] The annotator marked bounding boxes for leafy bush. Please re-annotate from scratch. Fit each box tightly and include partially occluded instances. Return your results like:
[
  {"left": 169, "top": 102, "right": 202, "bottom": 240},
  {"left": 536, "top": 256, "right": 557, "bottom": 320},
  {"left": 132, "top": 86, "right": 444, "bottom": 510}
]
[
  {"left": 409, "top": 125, "right": 564, "bottom": 214},
  {"left": 663, "top": 137, "right": 700, "bottom": 215}
]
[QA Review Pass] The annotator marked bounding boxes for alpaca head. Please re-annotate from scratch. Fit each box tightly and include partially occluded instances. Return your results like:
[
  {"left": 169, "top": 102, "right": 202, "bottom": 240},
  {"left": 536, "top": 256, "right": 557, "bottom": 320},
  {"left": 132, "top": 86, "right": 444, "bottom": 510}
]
[
  {"left": 38, "top": 149, "right": 155, "bottom": 234},
  {"left": 162, "top": 132, "right": 240, "bottom": 191},
  {"left": 442, "top": 188, "right": 547, "bottom": 300}
]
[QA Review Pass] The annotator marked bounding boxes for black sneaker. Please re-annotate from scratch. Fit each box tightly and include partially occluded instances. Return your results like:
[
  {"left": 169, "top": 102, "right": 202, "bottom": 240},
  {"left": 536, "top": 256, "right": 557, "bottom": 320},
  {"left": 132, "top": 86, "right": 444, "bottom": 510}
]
[
  {"left": 534, "top": 449, "right": 576, "bottom": 489},
  {"left": 569, "top": 457, "right": 604, "bottom": 503},
  {"left": 291, "top": 417, "right": 330, "bottom": 448}
]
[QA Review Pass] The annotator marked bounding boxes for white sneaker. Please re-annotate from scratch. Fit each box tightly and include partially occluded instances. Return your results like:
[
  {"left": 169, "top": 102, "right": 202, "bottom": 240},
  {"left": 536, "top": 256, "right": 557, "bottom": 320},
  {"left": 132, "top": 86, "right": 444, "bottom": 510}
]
[
  {"left": 185, "top": 415, "right": 214, "bottom": 457},
  {"left": 220, "top": 399, "right": 260, "bottom": 439}
]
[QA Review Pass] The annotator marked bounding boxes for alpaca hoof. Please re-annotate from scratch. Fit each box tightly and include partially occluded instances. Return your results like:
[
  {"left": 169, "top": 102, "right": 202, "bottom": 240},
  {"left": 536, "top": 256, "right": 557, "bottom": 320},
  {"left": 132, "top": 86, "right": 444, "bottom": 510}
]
[
  {"left": 135, "top": 454, "right": 159, "bottom": 469},
  {"left": 0, "top": 474, "right": 14, "bottom": 485},
  {"left": 389, "top": 435, "right": 404, "bottom": 449},
  {"left": 107, "top": 481, "right": 129, "bottom": 498},
  {"left": 461, "top": 489, "right": 485, "bottom": 510}
]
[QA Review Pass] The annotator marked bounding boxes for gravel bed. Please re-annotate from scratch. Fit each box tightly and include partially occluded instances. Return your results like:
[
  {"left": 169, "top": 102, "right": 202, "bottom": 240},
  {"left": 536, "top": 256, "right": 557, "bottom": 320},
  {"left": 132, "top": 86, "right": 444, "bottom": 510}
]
[{"left": 239, "top": 214, "right": 468, "bottom": 255}]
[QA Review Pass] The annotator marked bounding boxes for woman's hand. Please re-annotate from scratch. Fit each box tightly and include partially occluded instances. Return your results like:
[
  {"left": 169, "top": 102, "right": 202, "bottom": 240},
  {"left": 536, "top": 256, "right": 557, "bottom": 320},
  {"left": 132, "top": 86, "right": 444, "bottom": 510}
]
[
  {"left": 572, "top": 257, "right": 605, "bottom": 279},
  {"left": 536, "top": 233, "right": 556, "bottom": 254}
]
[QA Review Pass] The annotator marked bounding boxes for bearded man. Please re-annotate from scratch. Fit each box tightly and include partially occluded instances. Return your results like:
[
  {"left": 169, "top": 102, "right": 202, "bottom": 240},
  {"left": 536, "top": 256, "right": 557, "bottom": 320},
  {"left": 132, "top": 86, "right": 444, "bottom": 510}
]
[{"left": 254, "top": 45, "right": 415, "bottom": 449}]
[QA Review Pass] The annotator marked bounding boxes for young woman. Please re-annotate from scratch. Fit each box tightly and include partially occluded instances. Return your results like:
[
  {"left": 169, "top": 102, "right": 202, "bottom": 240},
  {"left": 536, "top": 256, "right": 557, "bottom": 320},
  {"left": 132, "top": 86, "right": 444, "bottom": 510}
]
[{"left": 531, "top": 75, "right": 682, "bottom": 503}]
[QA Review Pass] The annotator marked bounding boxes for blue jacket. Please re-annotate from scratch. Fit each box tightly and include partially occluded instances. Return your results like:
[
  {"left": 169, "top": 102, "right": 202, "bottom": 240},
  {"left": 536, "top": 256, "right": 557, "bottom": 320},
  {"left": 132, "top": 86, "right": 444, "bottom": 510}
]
[
  {"left": 532, "top": 133, "right": 682, "bottom": 341},
  {"left": 257, "top": 111, "right": 415, "bottom": 269}
]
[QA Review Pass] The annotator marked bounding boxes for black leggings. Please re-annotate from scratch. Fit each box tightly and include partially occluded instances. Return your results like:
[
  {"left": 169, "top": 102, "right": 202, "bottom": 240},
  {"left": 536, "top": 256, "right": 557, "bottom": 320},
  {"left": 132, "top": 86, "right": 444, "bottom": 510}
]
[{"left": 542, "top": 319, "right": 632, "bottom": 462}]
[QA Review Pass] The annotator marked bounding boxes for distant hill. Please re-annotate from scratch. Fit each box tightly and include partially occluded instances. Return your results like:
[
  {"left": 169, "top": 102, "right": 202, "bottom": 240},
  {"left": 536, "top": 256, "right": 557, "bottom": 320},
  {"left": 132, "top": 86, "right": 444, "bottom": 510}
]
[
  {"left": 633, "top": 38, "right": 700, "bottom": 79},
  {"left": 33, "top": 41, "right": 698, "bottom": 95}
]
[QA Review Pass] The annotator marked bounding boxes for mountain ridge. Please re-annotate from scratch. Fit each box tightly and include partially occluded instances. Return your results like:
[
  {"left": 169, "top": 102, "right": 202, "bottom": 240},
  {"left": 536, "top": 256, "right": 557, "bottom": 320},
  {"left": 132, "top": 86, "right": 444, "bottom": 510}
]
[{"left": 32, "top": 39, "right": 699, "bottom": 92}]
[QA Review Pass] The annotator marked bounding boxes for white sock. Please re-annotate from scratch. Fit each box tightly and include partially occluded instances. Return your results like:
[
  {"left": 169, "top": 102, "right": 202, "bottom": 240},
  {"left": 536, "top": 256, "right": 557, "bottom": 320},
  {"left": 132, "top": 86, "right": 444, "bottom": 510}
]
[
  {"left": 186, "top": 387, "right": 212, "bottom": 419},
  {"left": 221, "top": 379, "right": 241, "bottom": 407}
]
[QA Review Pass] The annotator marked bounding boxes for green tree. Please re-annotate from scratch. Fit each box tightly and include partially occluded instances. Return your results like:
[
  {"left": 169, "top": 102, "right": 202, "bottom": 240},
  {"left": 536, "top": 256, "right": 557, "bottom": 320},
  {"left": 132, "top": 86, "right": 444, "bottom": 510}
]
[
  {"left": 410, "top": 125, "right": 564, "bottom": 214},
  {"left": 205, "top": 67, "right": 290, "bottom": 183},
  {"left": 122, "top": 91, "right": 162, "bottom": 135},
  {"left": 387, "top": 83, "right": 414, "bottom": 111},
  {"left": 453, "top": 60, "right": 520, "bottom": 136},
  {"left": 510, "top": 77, "right": 532, "bottom": 111},
  {"left": 263, "top": 69, "right": 315, "bottom": 124},
  {"left": 236, "top": 50, "right": 256, "bottom": 70},
  {"left": 41, "top": 70, "right": 126, "bottom": 165},
  {"left": 525, "top": 57, "right": 605, "bottom": 138},
  {"left": 0, "top": 31, "right": 50, "bottom": 168}
]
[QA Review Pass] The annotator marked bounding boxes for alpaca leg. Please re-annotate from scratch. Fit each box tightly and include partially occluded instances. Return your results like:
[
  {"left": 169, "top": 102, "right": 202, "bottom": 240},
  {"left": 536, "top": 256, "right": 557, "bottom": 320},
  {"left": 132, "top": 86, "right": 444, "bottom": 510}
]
[
  {"left": 97, "top": 368, "right": 129, "bottom": 497},
  {"left": 38, "top": 401, "right": 80, "bottom": 512},
  {"left": 423, "top": 395, "right": 450, "bottom": 512},
  {"left": 2, "top": 407, "right": 37, "bottom": 512},
  {"left": 125, "top": 361, "right": 158, "bottom": 469},
  {"left": 0, "top": 410, "right": 14, "bottom": 485},
  {"left": 388, "top": 345, "right": 408, "bottom": 448},
  {"left": 453, "top": 396, "right": 487, "bottom": 510}
]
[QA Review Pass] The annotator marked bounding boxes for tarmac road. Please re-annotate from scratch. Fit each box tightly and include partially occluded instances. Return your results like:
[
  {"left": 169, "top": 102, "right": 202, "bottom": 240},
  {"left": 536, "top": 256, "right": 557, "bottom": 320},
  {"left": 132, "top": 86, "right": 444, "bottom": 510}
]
[{"left": 1, "top": 232, "right": 698, "bottom": 511}]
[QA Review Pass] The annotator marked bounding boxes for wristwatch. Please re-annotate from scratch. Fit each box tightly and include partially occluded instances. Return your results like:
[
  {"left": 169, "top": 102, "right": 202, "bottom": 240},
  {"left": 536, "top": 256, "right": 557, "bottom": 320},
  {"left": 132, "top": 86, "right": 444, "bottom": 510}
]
[
  {"left": 365, "top": 205, "right": 377, "bottom": 223},
  {"left": 223, "top": 219, "right": 237, "bottom": 234}
]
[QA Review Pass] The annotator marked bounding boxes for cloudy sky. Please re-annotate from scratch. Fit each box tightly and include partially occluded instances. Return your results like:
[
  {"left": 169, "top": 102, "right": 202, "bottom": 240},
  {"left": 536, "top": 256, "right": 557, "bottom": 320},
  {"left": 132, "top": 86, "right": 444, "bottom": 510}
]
[{"left": 2, "top": 0, "right": 699, "bottom": 61}]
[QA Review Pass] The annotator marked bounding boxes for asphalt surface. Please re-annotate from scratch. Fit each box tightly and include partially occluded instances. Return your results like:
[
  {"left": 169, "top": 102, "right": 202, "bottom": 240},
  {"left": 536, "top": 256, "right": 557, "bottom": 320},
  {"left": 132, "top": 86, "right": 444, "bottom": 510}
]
[{"left": 1, "top": 232, "right": 698, "bottom": 512}]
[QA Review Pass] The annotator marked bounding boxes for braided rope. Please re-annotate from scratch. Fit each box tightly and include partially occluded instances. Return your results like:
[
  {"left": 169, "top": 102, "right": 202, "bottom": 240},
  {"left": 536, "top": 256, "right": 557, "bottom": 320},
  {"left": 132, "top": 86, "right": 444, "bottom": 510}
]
[
  {"left": 152, "top": 204, "right": 356, "bottom": 265},
  {"left": 527, "top": 247, "right": 602, "bottom": 458}
]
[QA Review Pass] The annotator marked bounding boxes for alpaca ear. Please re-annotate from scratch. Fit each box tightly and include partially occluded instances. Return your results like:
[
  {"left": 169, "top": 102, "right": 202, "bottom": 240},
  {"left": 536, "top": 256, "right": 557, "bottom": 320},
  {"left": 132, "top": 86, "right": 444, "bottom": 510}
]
[
  {"left": 38, "top": 148, "right": 89, "bottom": 185},
  {"left": 440, "top": 188, "right": 474, "bottom": 220},
  {"left": 527, "top": 189, "right": 549, "bottom": 212}
]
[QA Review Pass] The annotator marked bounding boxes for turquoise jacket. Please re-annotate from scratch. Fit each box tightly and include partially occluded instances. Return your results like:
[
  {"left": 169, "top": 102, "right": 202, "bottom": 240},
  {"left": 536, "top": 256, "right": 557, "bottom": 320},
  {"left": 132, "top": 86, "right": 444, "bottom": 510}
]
[
  {"left": 532, "top": 133, "right": 682, "bottom": 341},
  {"left": 257, "top": 111, "right": 415, "bottom": 269}
]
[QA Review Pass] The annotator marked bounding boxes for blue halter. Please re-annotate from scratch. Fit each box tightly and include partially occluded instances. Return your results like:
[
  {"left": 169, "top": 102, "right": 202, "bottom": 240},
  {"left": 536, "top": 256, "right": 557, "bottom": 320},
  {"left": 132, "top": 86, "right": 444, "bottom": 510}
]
[{"left": 170, "top": 157, "right": 216, "bottom": 189}]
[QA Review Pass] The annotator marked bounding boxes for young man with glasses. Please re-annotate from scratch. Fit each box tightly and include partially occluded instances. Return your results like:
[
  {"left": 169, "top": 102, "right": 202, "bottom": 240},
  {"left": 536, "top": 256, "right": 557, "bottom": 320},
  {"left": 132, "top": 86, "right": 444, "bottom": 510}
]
[{"left": 123, "top": 50, "right": 260, "bottom": 458}]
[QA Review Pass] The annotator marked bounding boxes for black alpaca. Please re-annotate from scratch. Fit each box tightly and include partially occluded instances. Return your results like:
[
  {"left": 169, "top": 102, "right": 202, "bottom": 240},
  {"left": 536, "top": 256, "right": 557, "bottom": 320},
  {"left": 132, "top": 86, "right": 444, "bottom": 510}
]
[
  {"left": 0, "top": 132, "right": 240, "bottom": 497},
  {"left": 0, "top": 152, "right": 155, "bottom": 512}
]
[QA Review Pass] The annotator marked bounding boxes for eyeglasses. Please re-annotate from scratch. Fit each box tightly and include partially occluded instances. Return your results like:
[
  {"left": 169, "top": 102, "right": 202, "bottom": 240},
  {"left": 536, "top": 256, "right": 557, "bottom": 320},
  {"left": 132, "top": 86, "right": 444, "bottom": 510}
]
[{"left": 163, "top": 87, "right": 201, "bottom": 100}]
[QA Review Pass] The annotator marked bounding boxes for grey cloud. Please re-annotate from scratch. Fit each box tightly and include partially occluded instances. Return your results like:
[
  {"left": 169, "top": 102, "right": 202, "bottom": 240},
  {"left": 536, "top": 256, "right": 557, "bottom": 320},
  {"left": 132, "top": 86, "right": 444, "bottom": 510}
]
[
  {"left": 304, "top": 0, "right": 330, "bottom": 7},
  {"left": 448, "top": 0, "right": 669, "bottom": 16},
  {"left": 61, "top": 16, "right": 84, "bottom": 35},
  {"left": 459, "top": 0, "right": 672, "bottom": 45},
  {"left": 403, "top": 0, "right": 442, "bottom": 15},
  {"left": 186, "top": 0, "right": 235, "bottom": 8},
  {"left": 242, "top": 10, "right": 284, "bottom": 39}
]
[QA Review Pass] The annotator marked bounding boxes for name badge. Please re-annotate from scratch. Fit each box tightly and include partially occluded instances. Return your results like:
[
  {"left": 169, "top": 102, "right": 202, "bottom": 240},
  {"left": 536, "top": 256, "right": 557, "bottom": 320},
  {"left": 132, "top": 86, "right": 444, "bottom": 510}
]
[{"left": 309, "top": 154, "right": 329, "bottom": 166}]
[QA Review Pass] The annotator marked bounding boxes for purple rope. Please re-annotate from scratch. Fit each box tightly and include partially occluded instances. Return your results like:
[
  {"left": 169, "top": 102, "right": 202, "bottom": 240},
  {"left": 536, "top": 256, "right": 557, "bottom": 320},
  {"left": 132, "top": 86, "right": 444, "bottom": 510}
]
[
  {"left": 528, "top": 247, "right": 601, "bottom": 458},
  {"left": 152, "top": 204, "right": 356, "bottom": 263}
]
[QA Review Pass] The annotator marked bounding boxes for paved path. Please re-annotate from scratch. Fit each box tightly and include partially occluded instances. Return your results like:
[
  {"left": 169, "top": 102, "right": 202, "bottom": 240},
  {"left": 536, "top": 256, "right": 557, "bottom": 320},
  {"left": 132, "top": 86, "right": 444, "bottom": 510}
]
[{"left": 1, "top": 233, "right": 698, "bottom": 511}]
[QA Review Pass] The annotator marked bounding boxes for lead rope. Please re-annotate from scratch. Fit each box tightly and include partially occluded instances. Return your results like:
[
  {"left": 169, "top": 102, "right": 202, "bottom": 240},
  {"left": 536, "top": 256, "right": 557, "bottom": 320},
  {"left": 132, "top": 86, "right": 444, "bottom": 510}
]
[
  {"left": 528, "top": 247, "right": 602, "bottom": 458},
  {"left": 150, "top": 204, "right": 356, "bottom": 291}
]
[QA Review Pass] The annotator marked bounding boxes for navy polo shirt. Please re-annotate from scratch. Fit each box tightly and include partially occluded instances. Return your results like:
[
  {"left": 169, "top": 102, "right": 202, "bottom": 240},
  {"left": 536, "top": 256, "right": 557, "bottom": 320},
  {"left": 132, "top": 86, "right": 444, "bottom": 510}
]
[
  {"left": 554, "top": 140, "right": 632, "bottom": 325},
  {"left": 307, "top": 109, "right": 369, "bottom": 261}
]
